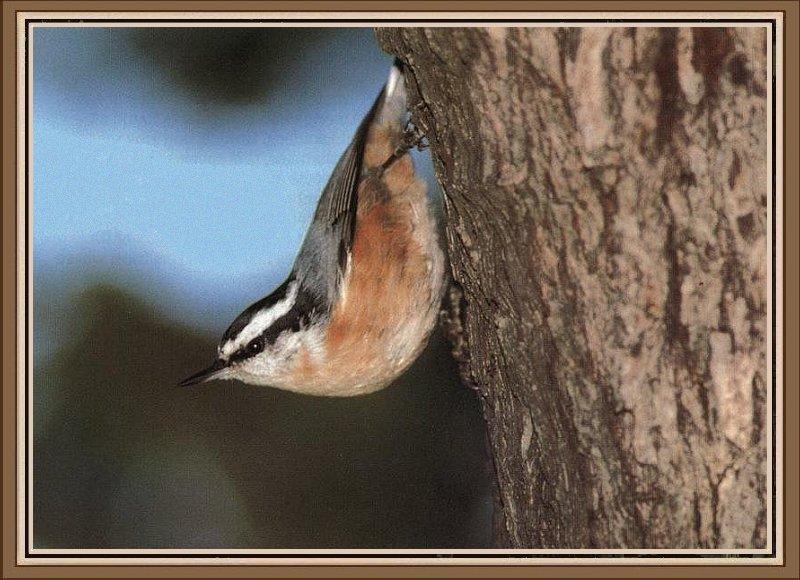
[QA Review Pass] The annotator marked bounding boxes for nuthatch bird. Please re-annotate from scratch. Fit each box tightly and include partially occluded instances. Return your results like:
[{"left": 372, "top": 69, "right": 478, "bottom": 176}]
[{"left": 180, "top": 61, "right": 445, "bottom": 396}]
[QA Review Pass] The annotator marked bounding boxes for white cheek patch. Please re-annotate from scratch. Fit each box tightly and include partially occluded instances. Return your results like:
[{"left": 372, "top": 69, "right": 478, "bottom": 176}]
[
  {"left": 220, "top": 281, "right": 299, "bottom": 359},
  {"left": 228, "top": 323, "right": 326, "bottom": 387}
]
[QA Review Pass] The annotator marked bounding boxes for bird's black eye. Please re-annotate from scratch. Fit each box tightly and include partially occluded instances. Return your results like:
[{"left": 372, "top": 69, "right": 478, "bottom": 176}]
[{"left": 247, "top": 339, "right": 263, "bottom": 355}]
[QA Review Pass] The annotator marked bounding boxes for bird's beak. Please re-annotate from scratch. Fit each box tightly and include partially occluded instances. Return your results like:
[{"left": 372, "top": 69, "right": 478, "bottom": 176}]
[{"left": 179, "top": 358, "right": 227, "bottom": 387}]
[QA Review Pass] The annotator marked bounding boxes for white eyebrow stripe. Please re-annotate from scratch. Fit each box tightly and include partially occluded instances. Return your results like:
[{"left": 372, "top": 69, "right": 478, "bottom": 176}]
[{"left": 220, "top": 281, "right": 299, "bottom": 359}]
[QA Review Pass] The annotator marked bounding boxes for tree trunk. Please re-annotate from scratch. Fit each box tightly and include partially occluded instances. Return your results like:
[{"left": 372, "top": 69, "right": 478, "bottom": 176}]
[{"left": 378, "top": 27, "right": 768, "bottom": 549}]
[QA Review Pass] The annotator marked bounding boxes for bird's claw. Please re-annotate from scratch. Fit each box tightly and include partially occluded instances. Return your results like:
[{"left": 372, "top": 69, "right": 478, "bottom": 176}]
[{"left": 402, "top": 121, "right": 429, "bottom": 152}]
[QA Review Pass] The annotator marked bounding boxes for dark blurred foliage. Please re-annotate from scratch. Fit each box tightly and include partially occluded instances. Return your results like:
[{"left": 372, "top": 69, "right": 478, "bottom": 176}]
[
  {"left": 34, "top": 283, "right": 492, "bottom": 548},
  {"left": 127, "top": 28, "right": 337, "bottom": 106}
]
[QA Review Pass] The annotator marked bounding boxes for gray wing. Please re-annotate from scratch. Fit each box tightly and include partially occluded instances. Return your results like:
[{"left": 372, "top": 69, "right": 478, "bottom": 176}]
[{"left": 292, "top": 89, "right": 385, "bottom": 310}]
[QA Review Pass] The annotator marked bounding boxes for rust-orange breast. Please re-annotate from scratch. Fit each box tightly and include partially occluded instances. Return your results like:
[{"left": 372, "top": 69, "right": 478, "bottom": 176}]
[{"left": 284, "top": 121, "right": 444, "bottom": 396}]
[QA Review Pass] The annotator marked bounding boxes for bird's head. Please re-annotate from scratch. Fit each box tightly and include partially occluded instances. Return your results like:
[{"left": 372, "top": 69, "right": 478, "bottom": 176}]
[{"left": 179, "top": 277, "right": 322, "bottom": 388}]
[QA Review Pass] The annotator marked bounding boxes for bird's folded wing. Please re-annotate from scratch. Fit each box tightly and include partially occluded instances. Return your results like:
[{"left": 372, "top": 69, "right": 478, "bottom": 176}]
[{"left": 293, "top": 88, "right": 385, "bottom": 310}]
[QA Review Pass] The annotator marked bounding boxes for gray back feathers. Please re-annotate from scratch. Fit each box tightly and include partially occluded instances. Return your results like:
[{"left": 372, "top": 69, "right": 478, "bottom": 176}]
[{"left": 293, "top": 62, "right": 408, "bottom": 313}]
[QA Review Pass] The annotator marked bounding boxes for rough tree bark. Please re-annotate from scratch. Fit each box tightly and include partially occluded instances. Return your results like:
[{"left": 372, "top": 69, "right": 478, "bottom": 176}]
[{"left": 378, "top": 27, "right": 768, "bottom": 549}]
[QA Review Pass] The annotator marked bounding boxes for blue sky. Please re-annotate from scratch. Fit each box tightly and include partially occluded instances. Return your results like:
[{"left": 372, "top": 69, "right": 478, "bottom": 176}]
[{"left": 33, "top": 27, "right": 399, "bottom": 303}]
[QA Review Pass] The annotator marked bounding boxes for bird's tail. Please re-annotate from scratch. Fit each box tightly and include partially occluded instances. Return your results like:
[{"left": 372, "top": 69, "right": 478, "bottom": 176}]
[
  {"left": 375, "top": 58, "right": 408, "bottom": 128},
  {"left": 361, "top": 59, "right": 413, "bottom": 170}
]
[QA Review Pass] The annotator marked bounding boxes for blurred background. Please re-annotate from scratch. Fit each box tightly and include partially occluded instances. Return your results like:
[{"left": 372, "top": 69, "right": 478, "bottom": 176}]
[{"left": 32, "top": 27, "right": 492, "bottom": 549}]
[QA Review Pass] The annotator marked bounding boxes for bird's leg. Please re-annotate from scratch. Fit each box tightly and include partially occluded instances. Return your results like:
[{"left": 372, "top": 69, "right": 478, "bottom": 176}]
[{"left": 369, "top": 122, "right": 428, "bottom": 181}]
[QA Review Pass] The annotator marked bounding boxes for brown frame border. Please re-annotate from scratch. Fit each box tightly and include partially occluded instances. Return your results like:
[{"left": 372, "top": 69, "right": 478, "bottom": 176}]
[{"left": 3, "top": 1, "right": 797, "bottom": 578}]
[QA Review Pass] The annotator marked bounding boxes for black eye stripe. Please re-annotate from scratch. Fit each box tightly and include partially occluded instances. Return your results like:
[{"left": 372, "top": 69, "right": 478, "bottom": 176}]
[
  {"left": 223, "top": 280, "right": 324, "bottom": 364},
  {"left": 221, "top": 277, "right": 295, "bottom": 345},
  {"left": 228, "top": 305, "right": 320, "bottom": 364},
  {"left": 257, "top": 304, "right": 309, "bottom": 346}
]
